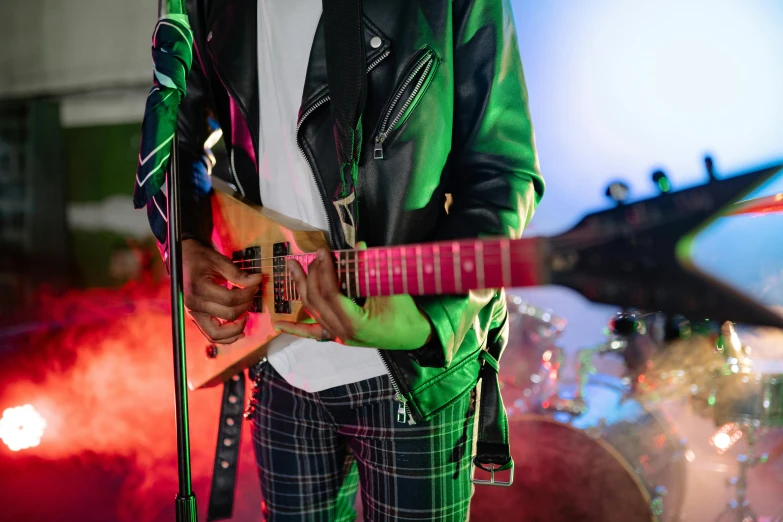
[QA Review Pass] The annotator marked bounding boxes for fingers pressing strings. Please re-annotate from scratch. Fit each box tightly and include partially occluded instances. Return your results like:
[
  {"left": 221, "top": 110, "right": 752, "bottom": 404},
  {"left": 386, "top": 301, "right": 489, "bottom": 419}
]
[{"left": 284, "top": 249, "right": 357, "bottom": 342}]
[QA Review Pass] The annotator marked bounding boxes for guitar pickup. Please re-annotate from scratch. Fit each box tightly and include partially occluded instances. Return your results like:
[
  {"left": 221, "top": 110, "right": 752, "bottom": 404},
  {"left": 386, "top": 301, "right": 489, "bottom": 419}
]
[
  {"left": 234, "top": 247, "right": 264, "bottom": 313},
  {"left": 273, "top": 242, "right": 291, "bottom": 314}
]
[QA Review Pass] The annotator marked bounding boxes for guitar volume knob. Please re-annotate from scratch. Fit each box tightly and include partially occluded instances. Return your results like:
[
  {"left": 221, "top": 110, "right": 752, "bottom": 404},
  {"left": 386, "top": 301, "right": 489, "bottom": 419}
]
[{"left": 206, "top": 344, "right": 219, "bottom": 359}]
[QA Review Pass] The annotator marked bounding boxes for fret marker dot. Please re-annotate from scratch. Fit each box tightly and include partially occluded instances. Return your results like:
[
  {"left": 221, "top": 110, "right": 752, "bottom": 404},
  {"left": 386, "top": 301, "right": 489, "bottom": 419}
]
[
  {"left": 464, "top": 260, "right": 474, "bottom": 272},
  {"left": 341, "top": 282, "right": 346, "bottom": 289},
  {"left": 425, "top": 264, "right": 433, "bottom": 274},
  {"left": 370, "top": 269, "right": 376, "bottom": 276},
  {"left": 394, "top": 266, "right": 401, "bottom": 275}
]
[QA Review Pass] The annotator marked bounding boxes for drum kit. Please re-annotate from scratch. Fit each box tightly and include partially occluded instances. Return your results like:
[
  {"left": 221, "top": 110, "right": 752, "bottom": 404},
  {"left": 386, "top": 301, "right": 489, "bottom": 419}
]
[{"left": 471, "top": 178, "right": 783, "bottom": 522}]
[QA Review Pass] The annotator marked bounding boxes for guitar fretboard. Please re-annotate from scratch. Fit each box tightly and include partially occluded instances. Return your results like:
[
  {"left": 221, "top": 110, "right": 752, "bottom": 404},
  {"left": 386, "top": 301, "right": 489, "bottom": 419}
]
[{"left": 322, "top": 237, "right": 542, "bottom": 298}]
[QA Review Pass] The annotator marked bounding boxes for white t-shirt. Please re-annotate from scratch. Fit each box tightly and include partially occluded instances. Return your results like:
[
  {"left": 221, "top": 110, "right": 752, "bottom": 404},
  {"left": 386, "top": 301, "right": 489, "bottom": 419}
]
[{"left": 256, "top": 0, "right": 387, "bottom": 392}]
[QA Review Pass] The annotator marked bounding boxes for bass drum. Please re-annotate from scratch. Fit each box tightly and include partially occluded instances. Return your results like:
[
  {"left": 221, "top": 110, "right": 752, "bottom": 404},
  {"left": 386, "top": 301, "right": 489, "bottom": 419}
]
[{"left": 472, "top": 374, "right": 688, "bottom": 522}]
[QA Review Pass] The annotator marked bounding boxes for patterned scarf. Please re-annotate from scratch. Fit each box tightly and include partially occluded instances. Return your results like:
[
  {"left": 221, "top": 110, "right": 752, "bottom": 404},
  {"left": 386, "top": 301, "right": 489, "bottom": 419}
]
[{"left": 133, "top": 14, "right": 193, "bottom": 243}]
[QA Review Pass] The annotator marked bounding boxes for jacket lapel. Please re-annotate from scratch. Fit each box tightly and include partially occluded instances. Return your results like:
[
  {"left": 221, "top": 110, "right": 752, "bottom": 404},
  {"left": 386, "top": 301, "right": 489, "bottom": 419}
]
[{"left": 299, "top": 14, "right": 391, "bottom": 121}]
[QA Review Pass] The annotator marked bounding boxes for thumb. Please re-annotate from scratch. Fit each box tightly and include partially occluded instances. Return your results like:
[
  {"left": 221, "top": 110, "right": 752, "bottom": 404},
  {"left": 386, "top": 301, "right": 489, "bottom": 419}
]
[{"left": 214, "top": 254, "right": 263, "bottom": 287}]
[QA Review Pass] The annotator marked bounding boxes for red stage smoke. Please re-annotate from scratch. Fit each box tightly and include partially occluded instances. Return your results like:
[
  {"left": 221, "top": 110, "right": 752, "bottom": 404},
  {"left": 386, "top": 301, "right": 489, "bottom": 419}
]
[{"left": 0, "top": 279, "right": 261, "bottom": 522}]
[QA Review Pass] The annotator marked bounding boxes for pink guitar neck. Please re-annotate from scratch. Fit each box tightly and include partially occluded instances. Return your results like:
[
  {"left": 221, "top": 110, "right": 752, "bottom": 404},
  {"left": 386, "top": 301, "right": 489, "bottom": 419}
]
[{"left": 284, "top": 237, "right": 545, "bottom": 299}]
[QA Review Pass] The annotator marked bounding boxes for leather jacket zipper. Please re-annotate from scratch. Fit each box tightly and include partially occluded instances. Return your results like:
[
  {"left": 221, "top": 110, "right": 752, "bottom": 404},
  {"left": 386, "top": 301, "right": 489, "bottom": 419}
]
[
  {"left": 296, "top": 50, "right": 416, "bottom": 420},
  {"left": 379, "top": 351, "right": 416, "bottom": 424},
  {"left": 374, "top": 48, "right": 438, "bottom": 160}
]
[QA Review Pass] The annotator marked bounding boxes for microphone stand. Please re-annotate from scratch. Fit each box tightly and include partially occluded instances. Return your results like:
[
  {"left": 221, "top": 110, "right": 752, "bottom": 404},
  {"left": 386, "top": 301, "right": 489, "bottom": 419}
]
[{"left": 159, "top": 0, "right": 198, "bottom": 520}]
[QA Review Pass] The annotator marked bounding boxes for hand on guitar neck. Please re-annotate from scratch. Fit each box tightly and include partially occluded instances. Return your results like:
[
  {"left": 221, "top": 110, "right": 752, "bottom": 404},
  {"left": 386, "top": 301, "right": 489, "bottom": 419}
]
[
  {"left": 182, "top": 239, "right": 263, "bottom": 344},
  {"left": 273, "top": 245, "right": 434, "bottom": 350}
]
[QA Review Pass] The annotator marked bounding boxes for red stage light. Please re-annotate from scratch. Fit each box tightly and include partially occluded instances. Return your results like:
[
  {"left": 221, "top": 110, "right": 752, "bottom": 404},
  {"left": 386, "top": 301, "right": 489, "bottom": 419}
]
[{"left": 0, "top": 404, "right": 47, "bottom": 451}]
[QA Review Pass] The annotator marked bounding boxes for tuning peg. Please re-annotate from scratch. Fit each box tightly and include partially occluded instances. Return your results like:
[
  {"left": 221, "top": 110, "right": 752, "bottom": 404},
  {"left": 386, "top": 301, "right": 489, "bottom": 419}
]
[
  {"left": 704, "top": 155, "right": 718, "bottom": 183},
  {"left": 652, "top": 170, "right": 671, "bottom": 193},
  {"left": 662, "top": 314, "right": 691, "bottom": 341},
  {"left": 605, "top": 181, "right": 630, "bottom": 205},
  {"left": 609, "top": 312, "right": 644, "bottom": 336}
]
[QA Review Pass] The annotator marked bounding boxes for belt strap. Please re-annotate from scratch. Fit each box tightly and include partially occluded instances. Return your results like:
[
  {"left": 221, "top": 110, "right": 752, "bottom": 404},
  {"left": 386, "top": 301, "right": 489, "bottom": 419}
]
[
  {"left": 473, "top": 316, "right": 514, "bottom": 487},
  {"left": 207, "top": 372, "right": 245, "bottom": 521}
]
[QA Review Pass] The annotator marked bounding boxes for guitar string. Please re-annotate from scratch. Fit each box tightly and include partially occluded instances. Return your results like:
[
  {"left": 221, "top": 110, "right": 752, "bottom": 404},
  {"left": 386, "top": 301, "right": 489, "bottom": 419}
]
[
  {"left": 229, "top": 247, "right": 550, "bottom": 268},
  {"left": 228, "top": 232, "right": 606, "bottom": 266}
]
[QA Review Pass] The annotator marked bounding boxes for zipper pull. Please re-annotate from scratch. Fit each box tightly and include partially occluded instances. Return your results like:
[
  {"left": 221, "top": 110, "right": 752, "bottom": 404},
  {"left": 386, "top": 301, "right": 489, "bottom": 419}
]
[
  {"left": 374, "top": 136, "right": 384, "bottom": 160},
  {"left": 395, "top": 393, "right": 407, "bottom": 424}
]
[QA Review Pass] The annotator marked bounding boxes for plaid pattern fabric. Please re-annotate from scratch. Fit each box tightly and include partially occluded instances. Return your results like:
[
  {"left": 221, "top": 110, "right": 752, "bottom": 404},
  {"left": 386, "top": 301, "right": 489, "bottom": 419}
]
[{"left": 248, "top": 362, "right": 475, "bottom": 521}]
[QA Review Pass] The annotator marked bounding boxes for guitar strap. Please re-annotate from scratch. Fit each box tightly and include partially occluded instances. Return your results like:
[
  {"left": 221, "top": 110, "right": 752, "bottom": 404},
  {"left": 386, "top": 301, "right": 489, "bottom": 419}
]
[
  {"left": 206, "top": 372, "right": 245, "bottom": 521},
  {"left": 321, "top": 0, "right": 366, "bottom": 247},
  {"left": 473, "top": 309, "right": 514, "bottom": 485}
]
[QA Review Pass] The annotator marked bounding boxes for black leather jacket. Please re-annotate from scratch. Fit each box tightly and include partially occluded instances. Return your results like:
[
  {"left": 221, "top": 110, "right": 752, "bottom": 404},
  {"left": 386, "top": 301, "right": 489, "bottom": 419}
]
[{"left": 172, "top": 0, "right": 545, "bottom": 424}]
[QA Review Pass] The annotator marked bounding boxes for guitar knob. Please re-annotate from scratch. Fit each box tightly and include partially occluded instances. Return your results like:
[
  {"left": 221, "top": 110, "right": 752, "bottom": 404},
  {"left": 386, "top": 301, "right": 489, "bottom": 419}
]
[
  {"left": 206, "top": 344, "right": 219, "bottom": 359},
  {"left": 652, "top": 170, "right": 671, "bottom": 193},
  {"left": 605, "top": 181, "right": 630, "bottom": 206},
  {"left": 705, "top": 155, "right": 718, "bottom": 182}
]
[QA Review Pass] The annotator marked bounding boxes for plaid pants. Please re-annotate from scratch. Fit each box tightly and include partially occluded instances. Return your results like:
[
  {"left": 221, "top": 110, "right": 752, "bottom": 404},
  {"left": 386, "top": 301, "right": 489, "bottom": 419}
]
[{"left": 247, "top": 361, "right": 476, "bottom": 521}]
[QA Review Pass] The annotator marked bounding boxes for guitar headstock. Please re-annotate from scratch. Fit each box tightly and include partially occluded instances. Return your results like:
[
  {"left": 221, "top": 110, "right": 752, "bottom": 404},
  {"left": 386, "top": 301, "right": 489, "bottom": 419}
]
[{"left": 548, "top": 163, "right": 783, "bottom": 328}]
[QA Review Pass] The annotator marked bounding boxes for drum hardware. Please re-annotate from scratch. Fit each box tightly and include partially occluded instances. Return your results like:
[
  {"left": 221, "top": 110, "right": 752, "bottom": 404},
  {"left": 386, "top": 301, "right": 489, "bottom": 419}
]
[
  {"left": 539, "top": 394, "right": 588, "bottom": 417},
  {"left": 471, "top": 373, "right": 688, "bottom": 522},
  {"left": 501, "top": 296, "right": 566, "bottom": 415},
  {"left": 710, "top": 422, "right": 745, "bottom": 455},
  {"left": 650, "top": 486, "right": 669, "bottom": 518},
  {"left": 716, "top": 422, "right": 769, "bottom": 522}
]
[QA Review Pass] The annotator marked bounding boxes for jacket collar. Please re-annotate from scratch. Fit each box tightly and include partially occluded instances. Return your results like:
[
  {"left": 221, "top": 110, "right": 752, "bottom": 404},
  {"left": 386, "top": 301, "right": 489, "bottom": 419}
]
[{"left": 205, "top": 0, "right": 391, "bottom": 132}]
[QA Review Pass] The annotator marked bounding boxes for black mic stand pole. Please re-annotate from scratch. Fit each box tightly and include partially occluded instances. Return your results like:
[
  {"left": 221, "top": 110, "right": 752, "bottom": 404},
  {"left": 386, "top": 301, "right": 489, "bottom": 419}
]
[{"left": 159, "top": 0, "right": 198, "bottom": 519}]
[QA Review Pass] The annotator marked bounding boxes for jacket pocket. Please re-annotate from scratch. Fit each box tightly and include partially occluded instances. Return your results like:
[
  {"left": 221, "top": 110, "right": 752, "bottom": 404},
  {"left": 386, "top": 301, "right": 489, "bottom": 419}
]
[{"left": 373, "top": 46, "right": 440, "bottom": 160}]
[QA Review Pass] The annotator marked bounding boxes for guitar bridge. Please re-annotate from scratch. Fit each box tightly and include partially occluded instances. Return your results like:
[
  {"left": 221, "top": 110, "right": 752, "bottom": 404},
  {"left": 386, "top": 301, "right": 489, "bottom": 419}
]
[
  {"left": 273, "top": 242, "right": 291, "bottom": 314},
  {"left": 233, "top": 246, "right": 263, "bottom": 312}
]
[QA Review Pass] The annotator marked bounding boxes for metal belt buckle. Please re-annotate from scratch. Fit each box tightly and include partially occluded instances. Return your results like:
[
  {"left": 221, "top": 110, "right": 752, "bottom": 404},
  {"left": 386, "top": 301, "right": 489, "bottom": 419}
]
[{"left": 471, "top": 457, "right": 514, "bottom": 487}]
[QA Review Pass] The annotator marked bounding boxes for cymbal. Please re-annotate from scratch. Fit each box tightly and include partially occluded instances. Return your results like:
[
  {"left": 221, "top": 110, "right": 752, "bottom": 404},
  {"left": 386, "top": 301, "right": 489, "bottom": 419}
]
[{"left": 728, "top": 193, "right": 783, "bottom": 216}]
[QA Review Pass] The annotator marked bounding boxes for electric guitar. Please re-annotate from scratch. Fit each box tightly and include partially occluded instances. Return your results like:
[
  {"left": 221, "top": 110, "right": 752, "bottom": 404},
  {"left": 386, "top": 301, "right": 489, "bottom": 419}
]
[{"left": 185, "top": 164, "right": 783, "bottom": 390}]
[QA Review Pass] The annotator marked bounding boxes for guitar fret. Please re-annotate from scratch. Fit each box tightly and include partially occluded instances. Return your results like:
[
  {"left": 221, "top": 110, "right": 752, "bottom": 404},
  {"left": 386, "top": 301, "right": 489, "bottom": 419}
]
[
  {"left": 387, "top": 249, "right": 394, "bottom": 295},
  {"left": 434, "top": 245, "right": 442, "bottom": 295},
  {"left": 401, "top": 247, "right": 408, "bottom": 294},
  {"left": 375, "top": 248, "right": 381, "bottom": 296},
  {"left": 476, "top": 241, "right": 485, "bottom": 289},
  {"left": 339, "top": 252, "right": 349, "bottom": 298},
  {"left": 364, "top": 251, "right": 370, "bottom": 297},
  {"left": 501, "top": 239, "right": 511, "bottom": 287},
  {"left": 452, "top": 242, "right": 462, "bottom": 294},
  {"left": 416, "top": 245, "right": 424, "bottom": 295},
  {"left": 354, "top": 250, "right": 360, "bottom": 299}
]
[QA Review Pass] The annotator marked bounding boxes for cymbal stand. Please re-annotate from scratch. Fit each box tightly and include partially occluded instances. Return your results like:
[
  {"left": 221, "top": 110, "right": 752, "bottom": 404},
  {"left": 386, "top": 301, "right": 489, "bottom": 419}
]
[{"left": 716, "top": 421, "right": 768, "bottom": 522}]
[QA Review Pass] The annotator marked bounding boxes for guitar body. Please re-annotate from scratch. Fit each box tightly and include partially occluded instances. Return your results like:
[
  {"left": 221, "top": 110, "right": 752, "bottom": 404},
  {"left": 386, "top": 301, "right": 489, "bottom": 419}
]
[{"left": 185, "top": 190, "right": 328, "bottom": 390}]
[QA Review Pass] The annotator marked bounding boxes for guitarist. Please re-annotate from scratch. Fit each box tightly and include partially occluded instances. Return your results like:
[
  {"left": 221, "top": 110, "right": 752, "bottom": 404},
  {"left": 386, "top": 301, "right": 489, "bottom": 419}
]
[{"left": 147, "top": 0, "right": 544, "bottom": 519}]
